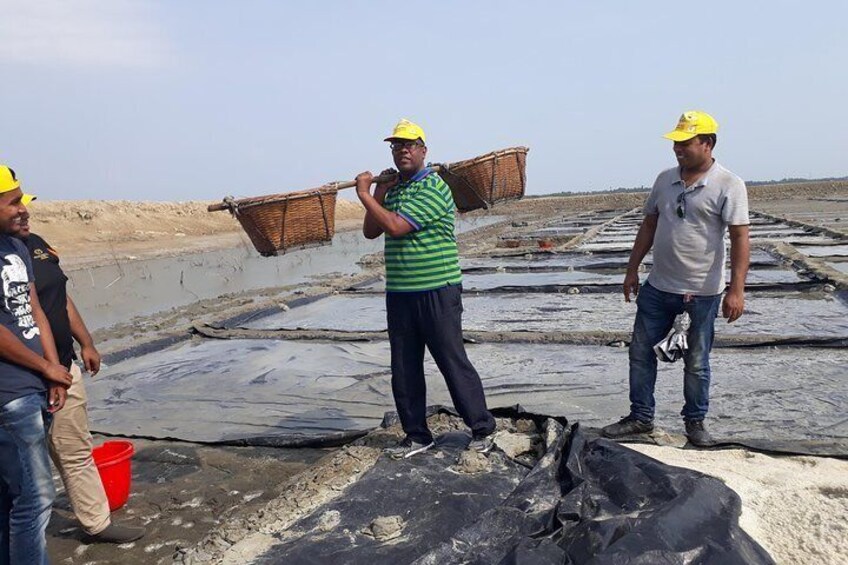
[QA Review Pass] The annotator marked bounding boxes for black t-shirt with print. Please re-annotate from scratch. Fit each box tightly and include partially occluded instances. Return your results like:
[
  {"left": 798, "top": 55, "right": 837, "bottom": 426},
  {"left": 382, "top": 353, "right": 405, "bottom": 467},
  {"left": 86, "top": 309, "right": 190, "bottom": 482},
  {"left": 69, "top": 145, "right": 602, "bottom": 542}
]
[
  {"left": 0, "top": 234, "right": 46, "bottom": 407},
  {"left": 26, "top": 233, "right": 75, "bottom": 368}
]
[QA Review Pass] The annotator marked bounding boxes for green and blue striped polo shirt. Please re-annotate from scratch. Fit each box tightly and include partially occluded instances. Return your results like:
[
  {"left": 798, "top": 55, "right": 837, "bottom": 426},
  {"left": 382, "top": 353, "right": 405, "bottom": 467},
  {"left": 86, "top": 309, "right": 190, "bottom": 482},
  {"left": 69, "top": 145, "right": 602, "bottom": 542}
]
[{"left": 382, "top": 168, "right": 462, "bottom": 292}]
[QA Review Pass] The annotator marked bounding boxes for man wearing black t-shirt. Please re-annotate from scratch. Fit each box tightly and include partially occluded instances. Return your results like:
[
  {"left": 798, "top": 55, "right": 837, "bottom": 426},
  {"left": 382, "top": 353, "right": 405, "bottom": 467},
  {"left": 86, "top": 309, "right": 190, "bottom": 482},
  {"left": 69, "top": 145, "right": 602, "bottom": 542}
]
[{"left": 17, "top": 212, "right": 145, "bottom": 544}]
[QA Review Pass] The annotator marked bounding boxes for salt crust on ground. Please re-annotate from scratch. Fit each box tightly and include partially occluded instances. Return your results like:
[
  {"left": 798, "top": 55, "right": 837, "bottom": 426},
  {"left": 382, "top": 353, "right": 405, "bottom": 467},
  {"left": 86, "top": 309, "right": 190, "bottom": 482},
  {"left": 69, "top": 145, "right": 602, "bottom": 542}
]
[{"left": 626, "top": 444, "right": 848, "bottom": 565}]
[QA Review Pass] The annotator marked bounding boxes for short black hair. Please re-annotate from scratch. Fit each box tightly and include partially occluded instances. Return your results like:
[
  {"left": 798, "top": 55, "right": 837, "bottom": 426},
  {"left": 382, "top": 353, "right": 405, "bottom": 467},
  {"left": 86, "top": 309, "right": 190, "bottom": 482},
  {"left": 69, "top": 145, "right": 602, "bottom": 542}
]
[{"left": 697, "top": 134, "right": 717, "bottom": 149}]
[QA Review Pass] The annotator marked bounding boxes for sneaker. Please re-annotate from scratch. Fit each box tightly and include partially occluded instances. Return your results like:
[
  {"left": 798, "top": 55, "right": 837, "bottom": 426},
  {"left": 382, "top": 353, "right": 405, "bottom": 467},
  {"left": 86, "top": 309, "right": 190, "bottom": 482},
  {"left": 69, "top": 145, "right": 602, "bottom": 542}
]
[
  {"left": 601, "top": 415, "right": 654, "bottom": 438},
  {"left": 467, "top": 435, "right": 494, "bottom": 454},
  {"left": 384, "top": 437, "right": 434, "bottom": 460},
  {"left": 89, "top": 523, "right": 146, "bottom": 544},
  {"left": 685, "top": 419, "right": 714, "bottom": 447}
]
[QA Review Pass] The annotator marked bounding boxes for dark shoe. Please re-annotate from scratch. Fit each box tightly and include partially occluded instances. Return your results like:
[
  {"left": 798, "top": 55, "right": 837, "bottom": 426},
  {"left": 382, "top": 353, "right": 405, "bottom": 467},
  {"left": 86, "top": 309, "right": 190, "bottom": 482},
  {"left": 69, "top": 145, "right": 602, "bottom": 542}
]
[
  {"left": 467, "top": 435, "right": 494, "bottom": 454},
  {"left": 601, "top": 415, "right": 654, "bottom": 438},
  {"left": 685, "top": 419, "right": 714, "bottom": 447},
  {"left": 384, "top": 437, "right": 434, "bottom": 460},
  {"left": 90, "top": 523, "right": 146, "bottom": 544}
]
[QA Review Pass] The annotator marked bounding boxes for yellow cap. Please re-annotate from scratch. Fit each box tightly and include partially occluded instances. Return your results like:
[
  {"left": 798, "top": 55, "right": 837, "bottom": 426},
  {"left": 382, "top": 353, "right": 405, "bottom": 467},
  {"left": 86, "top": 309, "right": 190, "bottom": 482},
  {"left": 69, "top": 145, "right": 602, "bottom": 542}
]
[
  {"left": 663, "top": 111, "right": 719, "bottom": 141},
  {"left": 384, "top": 119, "right": 426, "bottom": 143},
  {"left": 0, "top": 165, "right": 20, "bottom": 193},
  {"left": 0, "top": 165, "right": 37, "bottom": 204}
]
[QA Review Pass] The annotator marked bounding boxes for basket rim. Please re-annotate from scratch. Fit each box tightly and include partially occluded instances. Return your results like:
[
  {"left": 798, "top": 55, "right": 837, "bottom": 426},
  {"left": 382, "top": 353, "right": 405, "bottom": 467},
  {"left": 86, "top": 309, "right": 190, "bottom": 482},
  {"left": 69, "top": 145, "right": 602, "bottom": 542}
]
[
  {"left": 228, "top": 186, "right": 338, "bottom": 211},
  {"left": 436, "top": 146, "right": 529, "bottom": 171}
]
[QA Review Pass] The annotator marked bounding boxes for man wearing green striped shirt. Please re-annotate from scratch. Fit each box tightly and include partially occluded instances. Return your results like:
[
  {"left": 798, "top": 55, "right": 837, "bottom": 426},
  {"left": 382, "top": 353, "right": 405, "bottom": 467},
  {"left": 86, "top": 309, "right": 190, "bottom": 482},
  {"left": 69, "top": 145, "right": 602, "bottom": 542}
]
[{"left": 356, "top": 119, "right": 496, "bottom": 459}]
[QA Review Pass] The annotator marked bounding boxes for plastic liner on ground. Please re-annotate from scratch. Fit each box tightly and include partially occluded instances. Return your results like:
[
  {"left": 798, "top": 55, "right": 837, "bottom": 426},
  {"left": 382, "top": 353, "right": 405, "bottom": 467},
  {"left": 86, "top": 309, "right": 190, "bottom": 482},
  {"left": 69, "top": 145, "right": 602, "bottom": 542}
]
[
  {"left": 224, "top": 291, "right": 848, "bottom": 340},
  {"left": 253, "top": 421, "right": 773, "bottom": 565},
  {"left": 460, "top": 248, "right": 781, "bottom": 270},
  {"left": 353, "top": 273, "right": 820, "bottom": 294},
  {"left": 86, "top": 339, "right": 848, "bottom": 456}
]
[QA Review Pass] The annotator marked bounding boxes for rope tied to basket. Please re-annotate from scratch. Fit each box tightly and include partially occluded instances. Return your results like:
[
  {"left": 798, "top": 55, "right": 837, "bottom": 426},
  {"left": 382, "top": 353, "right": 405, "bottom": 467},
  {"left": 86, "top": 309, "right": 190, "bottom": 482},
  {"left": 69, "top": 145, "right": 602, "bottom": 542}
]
[{"left": 222, "top": 196, "right": 240, "bottom": 217}]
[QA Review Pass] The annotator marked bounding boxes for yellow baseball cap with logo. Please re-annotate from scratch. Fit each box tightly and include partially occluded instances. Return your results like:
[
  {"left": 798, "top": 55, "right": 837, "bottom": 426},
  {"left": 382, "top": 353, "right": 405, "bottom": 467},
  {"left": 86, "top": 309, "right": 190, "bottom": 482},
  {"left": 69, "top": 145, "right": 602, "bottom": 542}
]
[
  {"left": 384, "top": 119, "right": 426, "bottom": 143},
  {"left": 0, "top": 165, "right": 37, "bottom": 205},
  {"left": 663, "top": 111, "right": 719, "bottom": 142}
]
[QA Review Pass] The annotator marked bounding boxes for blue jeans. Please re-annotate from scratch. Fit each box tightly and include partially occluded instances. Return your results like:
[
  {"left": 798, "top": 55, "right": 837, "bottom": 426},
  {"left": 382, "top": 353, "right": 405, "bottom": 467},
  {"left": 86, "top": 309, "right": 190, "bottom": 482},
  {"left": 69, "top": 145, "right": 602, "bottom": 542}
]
[
  {"left": 0, "top": 393, "right": 55, "bottom": 565},
  {"left": 628, "top": 282, "right": 722, "bottom": 422}
]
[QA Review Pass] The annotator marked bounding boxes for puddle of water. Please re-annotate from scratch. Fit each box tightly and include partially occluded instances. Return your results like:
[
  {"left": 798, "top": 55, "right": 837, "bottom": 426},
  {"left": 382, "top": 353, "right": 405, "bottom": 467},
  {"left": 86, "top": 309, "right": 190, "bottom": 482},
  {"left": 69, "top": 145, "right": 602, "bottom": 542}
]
[
  {"left": 87, "top": 338, "right": 392, "bottom": 442},
  {"left": 66, "top": 215, "right": 496, "bottom": 331},
  {"left": 796, "top": 244, "right": 848, "bottom": 257},
  {"left": 462, "top": 249, "right": 779, "bottom": 270},
  {"left": 67, "top": 232, "right": 382, "bottom": 330},
  {"left": 828, "top": 262, "right": 848, "bottom": 274},
  {"left": 784, "top": 236, "right": 841, "bottom": 245},
  {"left": 462, "top": 271, "right": 626, "bottom": 289},
  {"left": 239, "top": 290, "right": 848, "bottom": 337},
  {"left": 455, "top": 215, "right": 507, "bottom": 233}
]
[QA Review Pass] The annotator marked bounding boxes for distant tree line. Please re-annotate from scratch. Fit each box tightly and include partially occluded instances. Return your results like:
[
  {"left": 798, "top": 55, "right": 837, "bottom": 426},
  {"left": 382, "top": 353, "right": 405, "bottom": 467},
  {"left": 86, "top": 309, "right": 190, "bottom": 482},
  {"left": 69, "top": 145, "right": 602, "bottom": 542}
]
[
  {"left": 746, "top": 175, "right": 848, "bottom": 186},
  {"left": 535, "top": 175, "right": 848, "bottom": 197}
]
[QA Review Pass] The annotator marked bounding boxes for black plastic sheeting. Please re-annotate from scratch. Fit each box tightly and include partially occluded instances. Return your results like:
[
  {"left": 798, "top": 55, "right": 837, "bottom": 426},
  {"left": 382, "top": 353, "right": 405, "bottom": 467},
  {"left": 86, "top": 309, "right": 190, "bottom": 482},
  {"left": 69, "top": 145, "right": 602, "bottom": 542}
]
[
  {"left": 255, "top": 422, "right": 773, "bottom": 565},
  {"left": 796, "top": 244, "right": 848, "bottom": 258},
  {"left": 460, "top": 249, "right": 782, "bottom": 271},
  {"left": 87, "top": 340, "right": 848, "bottom": 456},
  {"left": 354, "top": 274, "right": 819, "bottom": 294},
  {"left": 225, "top": 290, "right": 848, "bottom": 339}
]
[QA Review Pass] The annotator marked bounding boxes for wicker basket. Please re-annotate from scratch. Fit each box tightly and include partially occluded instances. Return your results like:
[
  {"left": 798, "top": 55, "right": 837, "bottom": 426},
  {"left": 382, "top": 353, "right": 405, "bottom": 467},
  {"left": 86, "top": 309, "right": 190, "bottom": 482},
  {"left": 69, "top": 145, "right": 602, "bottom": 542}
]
[
  {"left": 222, "top": 187, "right": 337, "bottom": 257},
  {"left": 438, "top": 146, "right": 529, "bottom": 213}
]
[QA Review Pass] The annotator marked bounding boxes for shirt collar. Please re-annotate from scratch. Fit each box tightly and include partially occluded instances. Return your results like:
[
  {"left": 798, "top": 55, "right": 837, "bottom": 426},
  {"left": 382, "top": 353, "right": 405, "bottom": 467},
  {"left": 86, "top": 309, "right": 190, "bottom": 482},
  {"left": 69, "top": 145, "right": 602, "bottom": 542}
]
[
  {"left": 400, "top": 166, "right": 432, "bottom": 185},
  {"left": 672, "top": 160, "right": 717, "bottom": 190}
]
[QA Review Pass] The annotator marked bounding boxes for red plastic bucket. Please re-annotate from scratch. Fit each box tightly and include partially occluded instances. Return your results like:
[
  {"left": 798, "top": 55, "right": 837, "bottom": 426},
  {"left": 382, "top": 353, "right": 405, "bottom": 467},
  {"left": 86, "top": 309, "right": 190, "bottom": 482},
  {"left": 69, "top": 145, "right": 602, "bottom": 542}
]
[{"left": 92, "top": 440, "right": 135, "bottom": 511}]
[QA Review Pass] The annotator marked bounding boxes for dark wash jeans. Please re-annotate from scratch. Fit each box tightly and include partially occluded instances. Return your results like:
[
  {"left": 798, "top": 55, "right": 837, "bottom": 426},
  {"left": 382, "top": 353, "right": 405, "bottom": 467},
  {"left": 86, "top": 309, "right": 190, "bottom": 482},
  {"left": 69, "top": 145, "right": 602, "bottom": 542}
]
[
  {"left": 386, "top": 284, "right": 496, "bottom": 444},
  {"left": 629, "top": 282, "right": 722, "bottom": 422},
  {"left": 0, "top": 392, "right": 55, "bottom": 565}
]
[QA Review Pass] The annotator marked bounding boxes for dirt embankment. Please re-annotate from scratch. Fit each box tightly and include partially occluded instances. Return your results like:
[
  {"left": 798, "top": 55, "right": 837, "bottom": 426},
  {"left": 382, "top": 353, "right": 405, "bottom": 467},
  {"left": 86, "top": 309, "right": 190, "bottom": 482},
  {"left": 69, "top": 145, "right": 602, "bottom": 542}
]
[
  {"left": 27, "top": 181, "right": 848, "bottom": 268},
  {"left": 27, "top": 199, "right": 366, "bottom": 268}
]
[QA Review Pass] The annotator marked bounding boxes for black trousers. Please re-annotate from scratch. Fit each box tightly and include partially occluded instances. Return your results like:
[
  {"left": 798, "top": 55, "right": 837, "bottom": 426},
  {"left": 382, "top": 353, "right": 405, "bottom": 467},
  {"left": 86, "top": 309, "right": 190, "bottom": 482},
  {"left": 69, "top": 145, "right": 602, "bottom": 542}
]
[{"left": 386, "top": 284, "right": 496, "bottom": 444}]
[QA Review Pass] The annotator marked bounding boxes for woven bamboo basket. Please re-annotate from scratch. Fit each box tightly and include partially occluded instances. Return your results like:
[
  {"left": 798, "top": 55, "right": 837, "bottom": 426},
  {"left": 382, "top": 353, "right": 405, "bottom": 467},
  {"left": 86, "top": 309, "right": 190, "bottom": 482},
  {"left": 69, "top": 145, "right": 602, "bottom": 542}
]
[
  {"left": 218, "top": 187, "right": 337, "bottom": 257},
  {"left": 437, "top": 146, "right": 529, "bottom": 213}
]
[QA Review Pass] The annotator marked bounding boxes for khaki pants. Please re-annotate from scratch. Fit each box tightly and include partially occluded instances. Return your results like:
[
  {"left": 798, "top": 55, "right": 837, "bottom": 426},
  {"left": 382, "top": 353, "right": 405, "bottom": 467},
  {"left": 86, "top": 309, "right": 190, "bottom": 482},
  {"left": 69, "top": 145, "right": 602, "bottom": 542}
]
[{"left": 48, "top": 363, "right": 111, "bottom": 535}]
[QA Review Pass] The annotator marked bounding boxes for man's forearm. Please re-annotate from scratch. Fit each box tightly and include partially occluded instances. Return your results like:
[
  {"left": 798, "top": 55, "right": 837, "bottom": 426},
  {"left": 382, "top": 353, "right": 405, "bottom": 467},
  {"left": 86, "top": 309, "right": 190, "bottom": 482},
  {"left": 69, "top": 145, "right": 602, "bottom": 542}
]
[
  {"left": 362, "top": 187, "right": 388, "bottom": 239},
  {"left": 359, "top": 192, "right": 410, "bottom": 238},
  {"left": 627, "top": 215, "right": 658, "bottom": 273},
  {"left": 728, "top": 226, "right": 750, "bottom": 294},
  {"left": 67, "top": 296, "right": 95, "bottom": 348},
  {"left": 0, "top": 326, "right": 50, "bottom": 374},
  {"left": 30, "top": 285, "right": 60, "bottom": 364},
  {"left": 33, "top": 306, "right": 60, "bottom": 364}
]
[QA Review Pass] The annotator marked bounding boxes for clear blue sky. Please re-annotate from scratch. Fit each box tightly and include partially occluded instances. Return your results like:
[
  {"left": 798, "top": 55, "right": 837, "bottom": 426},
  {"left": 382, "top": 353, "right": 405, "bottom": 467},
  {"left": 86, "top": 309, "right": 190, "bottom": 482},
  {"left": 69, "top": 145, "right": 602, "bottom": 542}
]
[{"left": 1, "top": 1, "right": 846, "bottom": 201}]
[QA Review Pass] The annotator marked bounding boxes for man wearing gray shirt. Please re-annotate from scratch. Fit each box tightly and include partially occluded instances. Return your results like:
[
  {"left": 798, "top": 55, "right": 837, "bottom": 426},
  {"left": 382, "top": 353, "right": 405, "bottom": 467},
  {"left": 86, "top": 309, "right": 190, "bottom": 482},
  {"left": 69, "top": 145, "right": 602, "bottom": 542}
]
[{"left": 602, "top": 111, "right": 750, "bottom": 446}]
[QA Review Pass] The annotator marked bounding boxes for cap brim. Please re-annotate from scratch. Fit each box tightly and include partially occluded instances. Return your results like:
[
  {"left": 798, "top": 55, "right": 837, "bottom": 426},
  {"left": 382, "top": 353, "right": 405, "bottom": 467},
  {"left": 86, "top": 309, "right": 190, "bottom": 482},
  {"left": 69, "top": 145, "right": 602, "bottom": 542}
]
[
  {"left": 21, "top": 194, "right": 36, "bottom": 206},
  {"left": 383, "top": 133, "right": 424, "bottom": 141},
  {"left": 663, "top": 131, "right": 698, "bottom": 142}
]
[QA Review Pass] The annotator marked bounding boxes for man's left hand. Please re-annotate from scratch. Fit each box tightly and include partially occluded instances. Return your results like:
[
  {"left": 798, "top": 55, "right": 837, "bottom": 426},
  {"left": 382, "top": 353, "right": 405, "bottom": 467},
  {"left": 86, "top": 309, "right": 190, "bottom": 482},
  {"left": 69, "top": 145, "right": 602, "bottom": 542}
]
[
  {"left": 722, "top": 290, "right": 745, "bottom": 323},
  {"left": 48, "top": 385, "right": 67, "bottom": 413},
  {"left": 81, "top": 344, "right": 101, "bottom": 376}
]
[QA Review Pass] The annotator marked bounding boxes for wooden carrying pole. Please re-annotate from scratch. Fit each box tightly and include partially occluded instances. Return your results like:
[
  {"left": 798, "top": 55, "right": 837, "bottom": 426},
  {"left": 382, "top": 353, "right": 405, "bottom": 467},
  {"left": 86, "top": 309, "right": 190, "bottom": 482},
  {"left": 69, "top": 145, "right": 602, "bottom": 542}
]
[
  {"left": 207, "top": 146, "right": 528, "bottom": 256},
  {"left": 207, "top": 168, "right": 442, "bottom": 213}
]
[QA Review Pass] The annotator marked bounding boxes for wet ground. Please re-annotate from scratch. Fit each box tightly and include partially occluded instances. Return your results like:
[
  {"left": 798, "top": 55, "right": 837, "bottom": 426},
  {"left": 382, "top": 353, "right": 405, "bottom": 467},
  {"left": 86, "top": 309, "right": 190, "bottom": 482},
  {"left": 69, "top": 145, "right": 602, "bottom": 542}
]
[
  {"left": 48, "top": 194, "right": 848, "bottom": 563},
  {"left": 47, "top": 437, "right": 330, "bottom": 564}
]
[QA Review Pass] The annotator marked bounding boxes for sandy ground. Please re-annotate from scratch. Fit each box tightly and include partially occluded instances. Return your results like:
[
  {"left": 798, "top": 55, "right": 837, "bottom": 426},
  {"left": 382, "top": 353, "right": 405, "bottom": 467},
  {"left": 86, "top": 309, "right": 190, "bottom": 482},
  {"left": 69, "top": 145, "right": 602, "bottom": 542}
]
[
  {"left": 627, "top": 444, "right": 848, "bottom": 565},
  {"left": 32, "top": 180, "right": 848, "bottom": 564}
]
